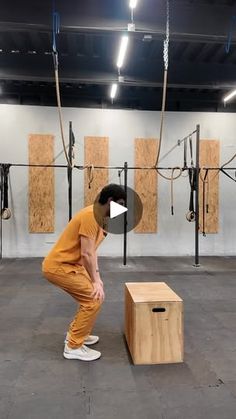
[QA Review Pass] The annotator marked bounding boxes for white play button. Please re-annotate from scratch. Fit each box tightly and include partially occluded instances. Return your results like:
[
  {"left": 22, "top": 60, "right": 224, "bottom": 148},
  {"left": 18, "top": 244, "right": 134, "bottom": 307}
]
[
  {"left": 93, "top": 186, "right": 143, "bottom": 234},
  {"left": 110, "top": 201, "right": 128, "bottom": 219}
]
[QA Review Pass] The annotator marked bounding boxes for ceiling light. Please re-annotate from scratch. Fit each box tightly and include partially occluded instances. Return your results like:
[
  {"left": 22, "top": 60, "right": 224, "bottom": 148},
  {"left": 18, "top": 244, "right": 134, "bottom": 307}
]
[
  {"left": 110, "top": 83, "right": 118, "bottom": 99},
  {"left": 130, "top": 0, "right": 138, "bottom": 9},
  {"left": 117, "top": 36, "right": 129, "bottom": 69},
  {"left": 223, "top": 90, "right": 236, "bottom": 103}
]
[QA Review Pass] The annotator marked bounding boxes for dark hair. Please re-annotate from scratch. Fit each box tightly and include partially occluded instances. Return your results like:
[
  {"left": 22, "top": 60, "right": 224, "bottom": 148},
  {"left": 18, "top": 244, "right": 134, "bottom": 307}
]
[{"left": 98, "top": 184, "right": 126, "bottom": 205}]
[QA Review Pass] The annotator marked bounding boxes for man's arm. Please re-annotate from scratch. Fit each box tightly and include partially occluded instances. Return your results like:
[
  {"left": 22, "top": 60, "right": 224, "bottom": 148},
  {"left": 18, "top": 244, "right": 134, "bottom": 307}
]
[{"left": 80, "top": 235, "right": 104, "bottom": 301}]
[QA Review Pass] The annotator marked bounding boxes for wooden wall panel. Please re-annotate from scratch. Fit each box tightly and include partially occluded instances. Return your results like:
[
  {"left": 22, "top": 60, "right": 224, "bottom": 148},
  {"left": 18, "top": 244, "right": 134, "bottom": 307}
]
[
  {"left": 134, "top": 138, "right": 158, "bottom": 233},
  {"left": 29, "top": 134, "right": 54, "bottom": 233},
  {"left": 199, "top": 140, "right": 220, "bottom": 234},
  {"left": 84, "top": 137, "right": 109, "bottom": 206}
]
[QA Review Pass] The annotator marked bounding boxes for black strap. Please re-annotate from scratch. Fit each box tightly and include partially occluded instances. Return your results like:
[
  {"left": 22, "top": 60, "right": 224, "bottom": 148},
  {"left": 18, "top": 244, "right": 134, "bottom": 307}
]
[
  {"left": 188, "top": 168, "right": 196, "bottom": 213},
  {"left": 184, "top": 139, "right": 187, "bottom": 169},
  {"left": 67, "top": 129, "right": 75, "bottom": 178},
  {"left": 1, "top": 164, "right": 10, "bottom": 209},
  {"left": 189, "top": 135, "right": 194, "bottom": 167},
  {"left": 202, "top": 169, "right": 209, "bottom": 237}
]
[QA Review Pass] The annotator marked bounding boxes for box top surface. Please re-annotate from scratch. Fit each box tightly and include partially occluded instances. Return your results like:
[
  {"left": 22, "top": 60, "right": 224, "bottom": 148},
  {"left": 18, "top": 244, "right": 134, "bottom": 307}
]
[{"left": 125, "top": 282, "right": 183, "bottom": 302}]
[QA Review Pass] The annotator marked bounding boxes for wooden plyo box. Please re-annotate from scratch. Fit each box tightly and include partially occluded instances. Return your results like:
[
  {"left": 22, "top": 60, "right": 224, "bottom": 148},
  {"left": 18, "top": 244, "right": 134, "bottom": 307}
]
[{"left": 125, "top": 282, "right": 184, "bottom": 365}]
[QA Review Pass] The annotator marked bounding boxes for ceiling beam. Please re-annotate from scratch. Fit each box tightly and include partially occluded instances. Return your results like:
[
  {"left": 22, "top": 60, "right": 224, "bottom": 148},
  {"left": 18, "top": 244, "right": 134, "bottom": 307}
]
[
  {"left": 0, "top": 20, "right": 235, "bottom": 45},
  {"left": 0, "top": 64, "right": 235, "bottom": 92}
]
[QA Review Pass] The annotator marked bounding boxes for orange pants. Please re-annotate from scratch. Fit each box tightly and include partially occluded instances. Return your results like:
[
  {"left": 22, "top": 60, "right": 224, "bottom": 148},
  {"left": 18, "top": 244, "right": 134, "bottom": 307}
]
[{"left": 43, "top": 265, "right": 102, "bottom": 349}]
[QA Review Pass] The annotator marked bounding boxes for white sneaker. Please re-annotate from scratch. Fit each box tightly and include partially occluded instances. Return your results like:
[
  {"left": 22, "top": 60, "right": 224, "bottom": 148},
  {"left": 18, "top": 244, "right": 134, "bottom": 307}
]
[
  {"left": 63, "top": 344, "right": 101, "bottom": 361},
  {"left": 64, "top": 333, "right": 99, "bottom": 346}
]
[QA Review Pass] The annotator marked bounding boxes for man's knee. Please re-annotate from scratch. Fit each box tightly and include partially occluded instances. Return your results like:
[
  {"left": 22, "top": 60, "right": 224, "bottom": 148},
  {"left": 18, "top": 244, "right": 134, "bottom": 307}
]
[{"left": 82, "top": 298, "right": 102, "bottom": 314}]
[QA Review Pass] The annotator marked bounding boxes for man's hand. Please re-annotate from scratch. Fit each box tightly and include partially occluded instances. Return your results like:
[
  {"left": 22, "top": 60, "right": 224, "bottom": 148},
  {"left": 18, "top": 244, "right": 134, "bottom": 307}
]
[{"left": 91, "top": 281, "right": 105, "bottom": 301}]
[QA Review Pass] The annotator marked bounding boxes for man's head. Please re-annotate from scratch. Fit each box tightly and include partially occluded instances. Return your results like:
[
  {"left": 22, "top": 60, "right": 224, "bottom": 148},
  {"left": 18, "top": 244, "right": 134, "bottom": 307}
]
[{"left": 98, "top": 184, "right": 126, "bottom": 217}]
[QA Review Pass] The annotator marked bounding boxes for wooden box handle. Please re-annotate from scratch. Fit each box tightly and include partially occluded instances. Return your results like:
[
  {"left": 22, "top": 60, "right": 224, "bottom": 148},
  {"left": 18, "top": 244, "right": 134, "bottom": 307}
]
[{"left": 152, "top": 307, "right": 166, "bottom": 313}]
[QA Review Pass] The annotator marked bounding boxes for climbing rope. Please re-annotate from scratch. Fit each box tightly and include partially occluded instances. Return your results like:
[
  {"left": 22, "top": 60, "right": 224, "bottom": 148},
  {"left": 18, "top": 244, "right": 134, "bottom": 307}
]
[
  {"left": 158, "top": 167, "right": 182, "bottom": 181},
  {"left": 87, "top": 165, "right": 94, "bottom": 189},
  {"left": 52, "top": 5, "right": 74, "bottom": 169},
  {"left": 152, "top": 1, "right": 184, "bottom": 188},
  {"left": 154, "top": 0, "right": 169, "bottom": 168}
]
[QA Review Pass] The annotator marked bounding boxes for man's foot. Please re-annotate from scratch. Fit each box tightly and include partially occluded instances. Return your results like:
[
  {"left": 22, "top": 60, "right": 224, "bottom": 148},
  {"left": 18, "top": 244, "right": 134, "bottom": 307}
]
[
  {"left": 64, "top": 333, "right": 99, "bottom": 346},
  {"left": 63, "top": 344, "right": 101, "bottom": 361}
]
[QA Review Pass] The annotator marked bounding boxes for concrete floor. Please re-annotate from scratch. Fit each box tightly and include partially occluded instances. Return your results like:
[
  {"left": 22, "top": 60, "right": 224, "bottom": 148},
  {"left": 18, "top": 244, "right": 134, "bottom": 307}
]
[{"left": 1, "top": 256, "right": 236, "bottom": 419}]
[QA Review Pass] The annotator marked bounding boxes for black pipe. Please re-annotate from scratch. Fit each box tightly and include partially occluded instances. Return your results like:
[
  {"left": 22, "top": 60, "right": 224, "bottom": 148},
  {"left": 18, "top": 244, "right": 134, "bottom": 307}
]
[
  {"left": 123, "top": 162, "right": 128, "bottom": 266},
  {"left": 194, "top": 124, "right": 200, "bottom": 267}
]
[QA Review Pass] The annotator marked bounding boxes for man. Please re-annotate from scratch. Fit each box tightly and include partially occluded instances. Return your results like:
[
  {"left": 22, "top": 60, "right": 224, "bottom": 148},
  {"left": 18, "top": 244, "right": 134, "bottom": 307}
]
[{"left": 42, "top": 184, "right": 126, "bottom": 361}]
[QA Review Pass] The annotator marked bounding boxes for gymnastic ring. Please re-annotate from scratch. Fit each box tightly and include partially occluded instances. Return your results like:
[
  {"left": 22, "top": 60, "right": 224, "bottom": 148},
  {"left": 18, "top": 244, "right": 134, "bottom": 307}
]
[
  {"left": 1, "top": 208, "right": 12, "bottom": 220},
  {"left": 186, "top": 211, "right": 195, "bottom": 222}
]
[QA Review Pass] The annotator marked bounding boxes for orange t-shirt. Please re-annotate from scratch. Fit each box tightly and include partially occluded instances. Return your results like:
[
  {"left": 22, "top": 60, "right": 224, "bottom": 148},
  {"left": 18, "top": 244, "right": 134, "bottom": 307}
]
[{"left": 42, "top": 205, "right": 105, "bottom": 272}]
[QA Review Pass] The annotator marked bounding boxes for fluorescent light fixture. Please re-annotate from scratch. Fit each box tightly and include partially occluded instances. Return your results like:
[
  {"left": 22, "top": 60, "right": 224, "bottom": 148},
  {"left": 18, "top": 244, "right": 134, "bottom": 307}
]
[
  {"left": 117, "top": 36, "right": 129, "bottom": 69},
  {"left": 223, "top": 90, "right": 236, "bottom": 103},
  {"left": 110, "top": 83, "right": 118, "bottom": 99},
  {"left": 130, "top": 0, "right": 138, "bottom": 8}
]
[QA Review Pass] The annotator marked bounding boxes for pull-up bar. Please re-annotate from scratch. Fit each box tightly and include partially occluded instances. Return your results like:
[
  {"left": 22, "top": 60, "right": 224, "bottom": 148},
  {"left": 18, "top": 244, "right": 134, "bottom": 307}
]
[{"left": 3, "top": 163, "right": 236, "bottom": 171}]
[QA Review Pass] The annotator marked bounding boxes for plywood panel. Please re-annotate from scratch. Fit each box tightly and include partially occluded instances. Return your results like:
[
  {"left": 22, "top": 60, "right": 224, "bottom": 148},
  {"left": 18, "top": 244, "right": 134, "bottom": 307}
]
[
  {"left": 29, "top": 134, "right": 54, "bottom": 233},
  {"left": 84, "top": 137, "right": 109, "bottom": 206},
  {"left": 134, "top": 138, "right": 158, "bottom": 233},
  {"left": 199, "top": 140, "right": 220, "bottom": 234}
]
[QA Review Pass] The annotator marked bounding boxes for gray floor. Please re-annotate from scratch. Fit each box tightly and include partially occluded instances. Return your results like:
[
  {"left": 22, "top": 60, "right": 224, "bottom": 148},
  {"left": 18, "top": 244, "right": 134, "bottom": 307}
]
[{"left": 1, "top": 256, "right": 236, "bottom": 419}]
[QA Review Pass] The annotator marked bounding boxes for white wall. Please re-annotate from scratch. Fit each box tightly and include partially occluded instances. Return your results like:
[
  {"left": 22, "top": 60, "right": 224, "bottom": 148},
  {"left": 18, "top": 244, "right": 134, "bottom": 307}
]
[{"left": 1, "top": 104, "right": 236, "bottom": 258}]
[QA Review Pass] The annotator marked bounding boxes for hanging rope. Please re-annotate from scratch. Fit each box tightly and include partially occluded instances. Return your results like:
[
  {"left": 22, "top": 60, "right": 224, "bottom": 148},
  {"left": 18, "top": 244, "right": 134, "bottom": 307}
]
[
  {"left": 87, "top": 165, "right": 94, "bottom": 189},
  {"left": 52, "top": 4, "right": 73, "bottom": 168},
  {"left": 154, "top": 0, "right": 169, "bottom": 168},
  {"left": 152, "top": 0, "right": 182, "bottom": 188},
  {"left": 157, "top": 167, "right": 182, "bottom": 181}
]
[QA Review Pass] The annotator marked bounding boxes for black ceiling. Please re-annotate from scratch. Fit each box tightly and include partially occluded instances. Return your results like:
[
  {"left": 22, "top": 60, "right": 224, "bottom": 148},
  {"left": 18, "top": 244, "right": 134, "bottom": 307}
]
[{"left": 1, "top": 0, "right": 236, "bottom": 111}]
